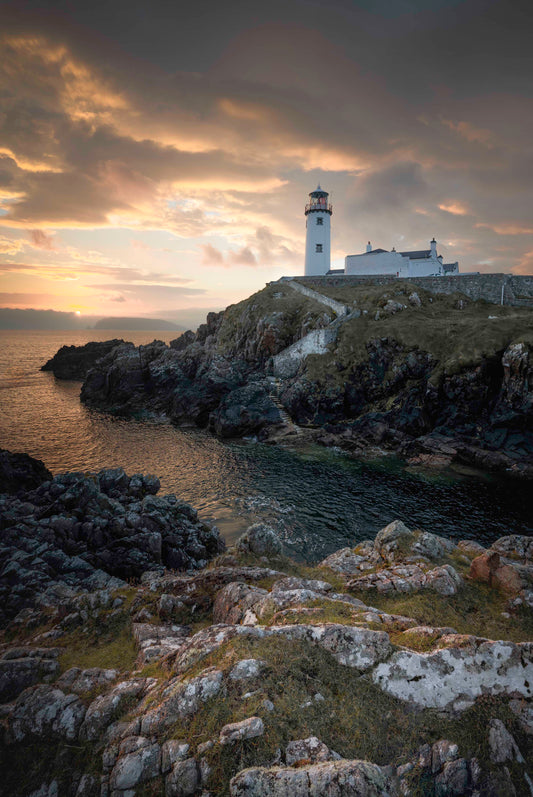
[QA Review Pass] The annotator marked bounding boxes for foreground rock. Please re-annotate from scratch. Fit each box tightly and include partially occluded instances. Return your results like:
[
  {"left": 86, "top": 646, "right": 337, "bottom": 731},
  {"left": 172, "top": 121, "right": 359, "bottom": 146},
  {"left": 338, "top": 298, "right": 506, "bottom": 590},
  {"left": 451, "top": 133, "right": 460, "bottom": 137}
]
[
  {"left": 41, "top": 338, "right": 131, "bottom": 380},
  {"left": 0, "top": 457, "right": 224, "bottom": 624},
  {"left": 1, "top": 505, "right": 532, "bottom": 797}
]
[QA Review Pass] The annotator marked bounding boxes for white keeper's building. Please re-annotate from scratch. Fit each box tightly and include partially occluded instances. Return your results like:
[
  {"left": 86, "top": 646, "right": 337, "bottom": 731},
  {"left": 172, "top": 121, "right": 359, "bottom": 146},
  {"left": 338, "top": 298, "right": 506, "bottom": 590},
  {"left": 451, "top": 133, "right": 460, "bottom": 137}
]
[
  {"left": 302, "top": 184, "right": 459, "bottom": 278},
  {"left": 343, "top": 239, "right": 459, "bottom": 278}
]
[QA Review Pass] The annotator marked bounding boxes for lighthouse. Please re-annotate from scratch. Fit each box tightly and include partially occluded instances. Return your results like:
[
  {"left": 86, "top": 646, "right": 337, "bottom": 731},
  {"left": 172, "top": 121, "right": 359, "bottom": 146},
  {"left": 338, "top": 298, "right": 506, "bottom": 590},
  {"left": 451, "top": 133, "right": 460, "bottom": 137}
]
[{"left": 304, "top": 185, "right": 332, "bottom": 276}]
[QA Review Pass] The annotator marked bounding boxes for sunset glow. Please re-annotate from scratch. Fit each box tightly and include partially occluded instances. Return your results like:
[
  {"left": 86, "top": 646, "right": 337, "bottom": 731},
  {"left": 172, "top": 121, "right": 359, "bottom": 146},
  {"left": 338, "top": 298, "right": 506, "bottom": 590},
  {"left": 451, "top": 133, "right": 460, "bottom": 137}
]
[{"left": 1, "top": 0, "right": 532, "bottom": 328}]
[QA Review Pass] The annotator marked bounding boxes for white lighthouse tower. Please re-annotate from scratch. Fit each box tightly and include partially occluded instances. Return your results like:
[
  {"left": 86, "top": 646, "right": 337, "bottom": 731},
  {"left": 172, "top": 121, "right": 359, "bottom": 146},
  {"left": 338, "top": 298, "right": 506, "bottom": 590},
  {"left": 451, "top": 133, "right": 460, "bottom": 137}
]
[{"left": 304, "top": 185, "right": 332, "bottom": 276}]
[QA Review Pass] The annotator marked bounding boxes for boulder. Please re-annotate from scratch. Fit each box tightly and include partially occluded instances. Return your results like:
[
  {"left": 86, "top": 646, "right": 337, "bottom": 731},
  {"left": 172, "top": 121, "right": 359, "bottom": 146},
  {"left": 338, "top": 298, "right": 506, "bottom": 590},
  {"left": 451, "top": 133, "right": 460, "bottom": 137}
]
[
  {"left": 165, "top": 757, "right": 199, "bottom": 797},
  {"left": 491, "top": 535, "right": 533, "bottom": 561},
  {"left": 470, "top": 552, "right": 524, "bottom": 595},
  {"left": 488, "top": 719, "right": 524, "bottom": 764},
  {"left": 7, "top": 685, "right": 86, "bottom": 742},
  {"left": 319, "top": 546, "right": 373, "bottom": 575},
  {"left": 237, "top": 524, "right": 282, "bottom": 557},
  {"left": 285, "top": 736, "right": 337, "bottom": 766},
  {"left": 0, "top": 647, "right": 60, "bottom": 703},
  {"left": 348, "top": 563, "right": 462, "bottom": 596},
  {"left": 374, "top": 520, "right": 414, "bottom": 563},
  {"left": 229, "top": 659, "right": 267, "bottom": 681},
  {"left": 230, "top": 760, "right": 396, "bottom": 796},
  {"left": 219, "top": 716, "right": 265, "bottom": 745},
  {"left": 79, "top": 678, "right": 152, "bottom": 741},
  {"left": 132, "top": 622, "right": 190, "bottom": 665},
  {"left": 109, "top": 741, "right": 161, "bottom": 791},
  {"left": 213, "top": 582, "right": 268, "bottom": 625},
  {"left": 140, "top": 668, "right": 224, "bottom": 736},
  {"left": 210, "top": 383, "right": 282, "bottom": 438},
  {"left": 55, "top": 666, "right": 118, "bottom": 695},
  {"left": 161, "top": 740, "right": 191, "bottom": 774},
  {"left": 0, "top": 449, "right": 52, "bottom": 495},
  {"left": 372, "top": 637, "right": 533, "bottom": 711}
]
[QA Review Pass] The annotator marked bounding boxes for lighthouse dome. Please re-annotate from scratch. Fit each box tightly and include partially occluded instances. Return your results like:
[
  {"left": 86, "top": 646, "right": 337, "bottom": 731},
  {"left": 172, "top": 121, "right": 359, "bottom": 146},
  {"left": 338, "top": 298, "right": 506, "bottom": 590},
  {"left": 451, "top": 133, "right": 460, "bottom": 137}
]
[{"left": 309, "top": 184, "right": 329, "bottom": 198}]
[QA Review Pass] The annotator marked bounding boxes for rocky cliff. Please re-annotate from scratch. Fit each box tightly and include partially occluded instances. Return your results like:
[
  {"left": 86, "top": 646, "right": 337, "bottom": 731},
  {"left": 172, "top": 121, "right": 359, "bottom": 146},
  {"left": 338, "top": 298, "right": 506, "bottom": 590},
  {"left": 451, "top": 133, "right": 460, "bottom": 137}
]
[
  {"left": 42, "top": 339, "right": 131, "bottom": 380},
  {"left": 72, "top": 280, "right": 533, "bottom": 477},
  {"left": 0, "top": 456, "right": 532, "bottom": 795}
]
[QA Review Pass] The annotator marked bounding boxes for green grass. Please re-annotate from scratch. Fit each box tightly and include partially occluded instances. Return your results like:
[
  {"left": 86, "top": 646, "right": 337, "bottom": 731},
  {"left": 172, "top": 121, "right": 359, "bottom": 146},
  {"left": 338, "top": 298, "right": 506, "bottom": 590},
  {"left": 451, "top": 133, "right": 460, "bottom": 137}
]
[
  {"left": 355, "top": 581, "right": 533, "bottom": 644},
  {"left": 58, "top": 614, "right": 137, "bottom": 673},
  {"left": 161, "top": 635, "right": 532, "bottom": 796},
  {"left": 214, "top": 283, "right": 334, "bottom": 359},
  {"left": 297, "top": 281, "right": 533, "bottom": 387}
]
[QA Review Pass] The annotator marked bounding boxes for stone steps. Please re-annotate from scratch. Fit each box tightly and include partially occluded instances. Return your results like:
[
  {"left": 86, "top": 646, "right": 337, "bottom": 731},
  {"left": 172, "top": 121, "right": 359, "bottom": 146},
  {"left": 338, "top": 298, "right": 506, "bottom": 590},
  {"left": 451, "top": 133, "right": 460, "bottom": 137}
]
[{"left": 267, "top": 378, "right": 303, "bottom": 435}]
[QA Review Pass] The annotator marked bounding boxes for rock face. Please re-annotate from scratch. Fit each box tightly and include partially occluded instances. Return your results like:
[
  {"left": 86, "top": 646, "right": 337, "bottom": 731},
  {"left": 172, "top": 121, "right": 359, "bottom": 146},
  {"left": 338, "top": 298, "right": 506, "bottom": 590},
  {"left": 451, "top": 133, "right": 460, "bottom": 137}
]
[
  {"left": 41, "top": 339, "right": 130, "bottom": 380},
  {"left": 0, "top": 463, "right": 224, "bottom": 624},
  {"left": 78, "top": 284, "right": 334, "bottom": 438},
  {"left": 285, "top": 333, "right": 533, "bottom": 478},
  {"left": 40, "top": 281, "right": 533, "bottom": 476},
  {"left": 372, "top": 638, "right": 533, "bottom": 711}
]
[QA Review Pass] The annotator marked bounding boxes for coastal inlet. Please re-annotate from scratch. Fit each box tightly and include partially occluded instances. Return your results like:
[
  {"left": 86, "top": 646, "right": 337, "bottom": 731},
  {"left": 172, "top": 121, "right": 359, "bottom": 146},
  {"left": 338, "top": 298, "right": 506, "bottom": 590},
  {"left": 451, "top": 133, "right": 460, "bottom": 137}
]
[{"left": 0, "top": 329, "right": 532, "bottom": 562}]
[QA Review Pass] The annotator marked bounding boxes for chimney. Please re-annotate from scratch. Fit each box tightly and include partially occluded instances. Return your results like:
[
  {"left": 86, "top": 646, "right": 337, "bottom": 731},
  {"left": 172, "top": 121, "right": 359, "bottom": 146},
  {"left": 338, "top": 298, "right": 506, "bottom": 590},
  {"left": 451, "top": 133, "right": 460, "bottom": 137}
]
[
  {"left": 430, "top": 237, "right": 437, "bottom": 256},
  {"left": 366, "top": 241, "right": 372, "bottom": 253}
]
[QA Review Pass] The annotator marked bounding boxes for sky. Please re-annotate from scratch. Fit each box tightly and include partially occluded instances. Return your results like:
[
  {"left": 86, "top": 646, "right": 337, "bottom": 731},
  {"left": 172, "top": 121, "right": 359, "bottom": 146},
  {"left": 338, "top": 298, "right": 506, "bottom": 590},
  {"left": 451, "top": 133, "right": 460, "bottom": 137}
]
[{"left": 1, "top": 0, "right": 532, "bottom": 328}]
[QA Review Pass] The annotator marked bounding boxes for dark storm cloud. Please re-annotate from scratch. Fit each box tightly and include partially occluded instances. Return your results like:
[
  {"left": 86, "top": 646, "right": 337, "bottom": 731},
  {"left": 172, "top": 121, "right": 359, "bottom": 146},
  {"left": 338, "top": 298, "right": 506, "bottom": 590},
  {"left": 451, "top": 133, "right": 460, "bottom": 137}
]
[{"left": 0, "top": 0, "right": 532, "bottom": 273}]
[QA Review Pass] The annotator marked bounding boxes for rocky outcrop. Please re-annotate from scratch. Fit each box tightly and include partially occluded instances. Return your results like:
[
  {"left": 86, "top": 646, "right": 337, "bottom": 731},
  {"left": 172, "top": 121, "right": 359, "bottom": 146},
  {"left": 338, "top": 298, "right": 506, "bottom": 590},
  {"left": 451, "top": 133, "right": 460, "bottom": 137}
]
[
  {"left": 0, "top": 459, "right": 224, "bottom": 624},
  {"left": 0, "top": 449, "right": 52, "bottom": 495},
  {"left": 77, "top": 284, "right": 333, "bottom": 438},
  {"left": 230, "top": 759, "right": 396, "bottom": 796},
  {"left": 373, "top": 637, "right": 533, "bottom": 711},
  {"left": 41, "top": 339, "right": 130, "bottom": 379},
  {"left": 38, "top": 282, "right": 533, "bottom": 477},
  {"left": 1, "top": 497, "right": 532, "bottom": 797}
]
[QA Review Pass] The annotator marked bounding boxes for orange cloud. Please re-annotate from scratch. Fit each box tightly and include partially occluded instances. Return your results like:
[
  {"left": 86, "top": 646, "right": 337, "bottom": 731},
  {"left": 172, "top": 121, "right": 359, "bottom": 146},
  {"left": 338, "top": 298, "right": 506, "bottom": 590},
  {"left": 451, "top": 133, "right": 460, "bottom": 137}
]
[
  {"left": 511, "top": 250, "right": 533, "bottom": 275},
  {"left": 438, "top": 201, "right": 469, "bottom": 216},
  {"left": 477, "top": 223, "right": 533, "bottom": 235},
  {"left": 442, "top": 119, "right": 495, "bottom": 147}
]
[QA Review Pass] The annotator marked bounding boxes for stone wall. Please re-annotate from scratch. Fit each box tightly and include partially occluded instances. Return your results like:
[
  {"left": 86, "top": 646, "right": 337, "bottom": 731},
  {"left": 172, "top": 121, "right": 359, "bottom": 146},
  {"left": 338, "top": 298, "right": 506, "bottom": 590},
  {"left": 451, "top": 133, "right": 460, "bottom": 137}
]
[
  {"left": 290, "top": 274, "right": 533, "bottom": 307},
  {"left": 273, "top": 326, "right": 338, "bottom": 378},
  {"left": 281, "top": 278, "right": 350, "bottom": 316}
]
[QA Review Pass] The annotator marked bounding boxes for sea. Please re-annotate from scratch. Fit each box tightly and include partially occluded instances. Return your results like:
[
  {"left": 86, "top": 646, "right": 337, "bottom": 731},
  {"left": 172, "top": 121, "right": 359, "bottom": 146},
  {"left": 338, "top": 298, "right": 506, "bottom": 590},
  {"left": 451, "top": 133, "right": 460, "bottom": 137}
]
[{"left": 0, "top": 329, "right": 531, "bottom": 561}]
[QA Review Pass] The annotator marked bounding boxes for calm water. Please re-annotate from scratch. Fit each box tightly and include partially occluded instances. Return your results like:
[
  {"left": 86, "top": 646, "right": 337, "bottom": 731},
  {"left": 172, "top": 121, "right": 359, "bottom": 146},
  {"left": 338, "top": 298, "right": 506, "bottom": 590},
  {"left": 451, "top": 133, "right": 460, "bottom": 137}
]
[{"left": 0, "top": 329, "right": 531, "bottom": 561}]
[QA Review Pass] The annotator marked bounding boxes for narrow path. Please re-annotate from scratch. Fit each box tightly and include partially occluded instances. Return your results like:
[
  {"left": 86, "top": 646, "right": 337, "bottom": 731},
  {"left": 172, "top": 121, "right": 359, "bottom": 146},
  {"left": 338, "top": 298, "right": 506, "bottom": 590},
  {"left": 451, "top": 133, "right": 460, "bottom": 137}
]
[
  {"left": 266, "top": 376, "right": 303, "bottom": 435},
  {"left": 282, "top": 278, "right": 351, "bottom": 317}
]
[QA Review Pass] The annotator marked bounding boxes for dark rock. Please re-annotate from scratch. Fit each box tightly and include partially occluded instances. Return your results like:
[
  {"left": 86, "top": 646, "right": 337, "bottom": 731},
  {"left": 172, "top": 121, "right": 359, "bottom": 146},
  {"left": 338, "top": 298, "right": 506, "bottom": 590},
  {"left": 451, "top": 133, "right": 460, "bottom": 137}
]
[
  {"left": 209, "top": 383, "right": 282, "bottom": 438},
  {"left": 0, "top": 468, "right": 225, "bottom": 625},
  {"left": 41, "top": 339, "right": 131, "bottom": 380},
  {"left": 170, "top": 330, "right": 196, "bottom": 351},
  {"left": 0, "top": 449, "right": 52, "bottom": 495}
]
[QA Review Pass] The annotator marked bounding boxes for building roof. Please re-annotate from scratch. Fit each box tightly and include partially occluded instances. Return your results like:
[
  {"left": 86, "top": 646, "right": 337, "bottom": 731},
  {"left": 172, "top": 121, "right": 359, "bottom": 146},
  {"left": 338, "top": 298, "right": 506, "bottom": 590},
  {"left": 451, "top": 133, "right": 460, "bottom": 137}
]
[
  {"left": 399, "top": 249, "right": 431, "bottom": 259},
  {"left": 443, "top": 263, "right": 459, "bottom": 272},
  {"left": 365, "top": 248, "right": 388, "bottom": 255},
  {"left": 309, "top": 184, "right": 329, "bottom": 198}
]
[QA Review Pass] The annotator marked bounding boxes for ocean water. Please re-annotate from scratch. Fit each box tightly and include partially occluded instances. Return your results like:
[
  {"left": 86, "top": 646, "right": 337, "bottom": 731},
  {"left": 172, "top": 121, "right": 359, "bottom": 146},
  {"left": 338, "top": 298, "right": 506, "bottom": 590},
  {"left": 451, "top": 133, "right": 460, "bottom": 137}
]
[{"left": 0, "top": 329, "right": 531, "bottom": 561}]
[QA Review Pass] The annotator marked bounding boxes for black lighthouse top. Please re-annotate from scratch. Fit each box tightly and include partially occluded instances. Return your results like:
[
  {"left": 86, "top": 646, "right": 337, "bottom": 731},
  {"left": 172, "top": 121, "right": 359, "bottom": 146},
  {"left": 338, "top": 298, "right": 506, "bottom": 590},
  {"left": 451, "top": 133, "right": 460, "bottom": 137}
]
[{"left": 305, "top": 184, "right": 332, "bottom": 215}]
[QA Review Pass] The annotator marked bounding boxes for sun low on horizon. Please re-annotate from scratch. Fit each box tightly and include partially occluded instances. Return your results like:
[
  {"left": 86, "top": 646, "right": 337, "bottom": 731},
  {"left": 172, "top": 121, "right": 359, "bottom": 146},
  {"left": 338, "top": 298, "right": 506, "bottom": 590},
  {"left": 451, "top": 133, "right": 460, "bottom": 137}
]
[{"left": 1, "top": 0, "right": 532, "bottom": 329}]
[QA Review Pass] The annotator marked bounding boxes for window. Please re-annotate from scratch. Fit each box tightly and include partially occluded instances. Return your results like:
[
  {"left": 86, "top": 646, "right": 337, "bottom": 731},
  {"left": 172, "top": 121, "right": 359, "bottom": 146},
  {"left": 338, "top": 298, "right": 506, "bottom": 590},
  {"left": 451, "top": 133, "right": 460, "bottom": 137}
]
[
  {"left": 316, "top": 217, "right": 323, "bottom": 225},
  {"left": 316, "top": 244, "right": 323, "bottom": 253}
]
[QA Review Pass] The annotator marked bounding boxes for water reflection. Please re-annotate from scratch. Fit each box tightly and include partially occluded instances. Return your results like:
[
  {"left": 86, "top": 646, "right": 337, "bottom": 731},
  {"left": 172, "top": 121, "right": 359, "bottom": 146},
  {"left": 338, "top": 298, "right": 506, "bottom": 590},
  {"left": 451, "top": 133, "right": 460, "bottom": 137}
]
[{"left": 0, "top": 330, "right": 531, "bottom": 561}]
